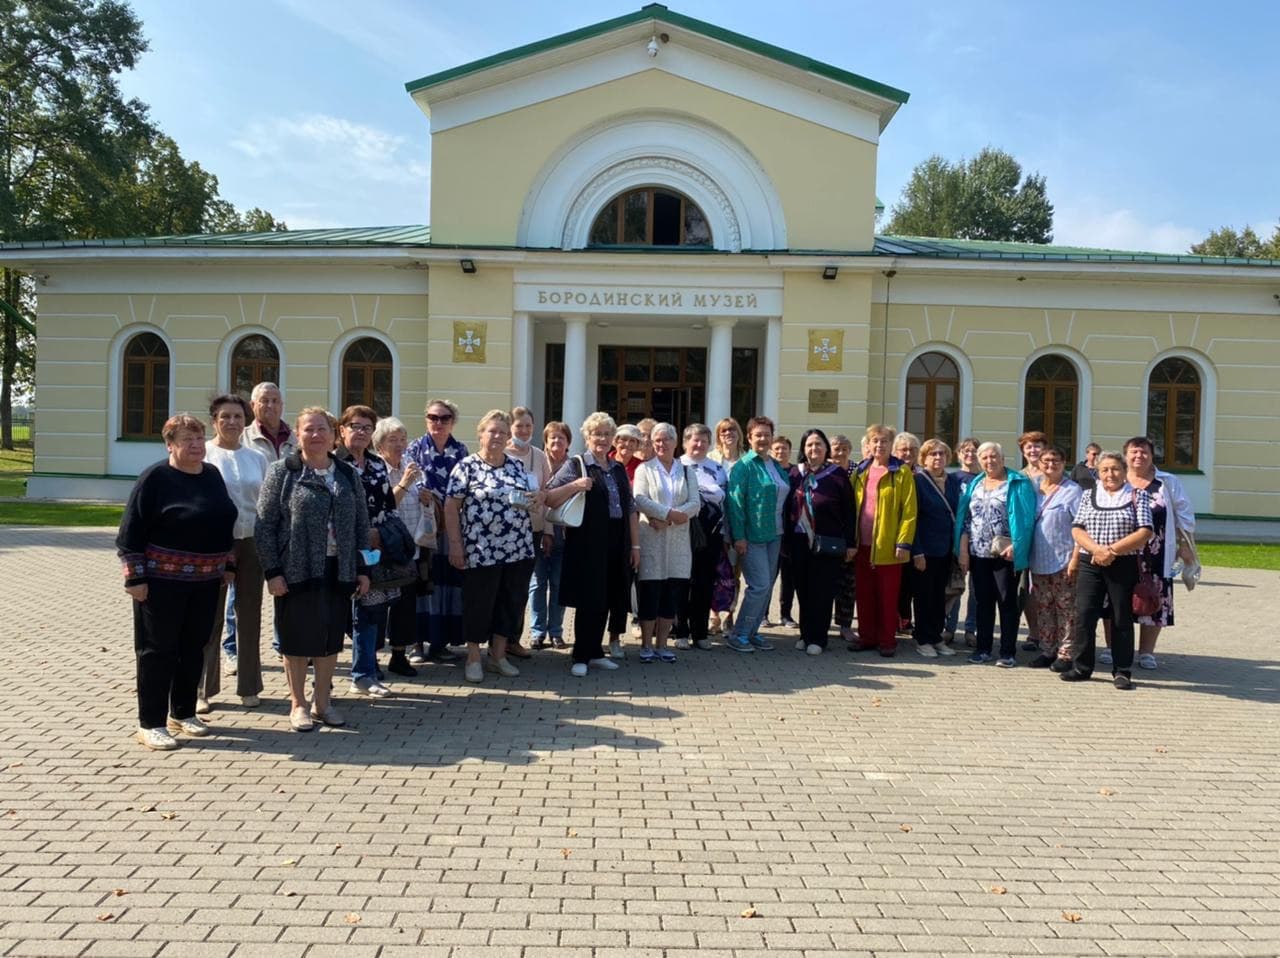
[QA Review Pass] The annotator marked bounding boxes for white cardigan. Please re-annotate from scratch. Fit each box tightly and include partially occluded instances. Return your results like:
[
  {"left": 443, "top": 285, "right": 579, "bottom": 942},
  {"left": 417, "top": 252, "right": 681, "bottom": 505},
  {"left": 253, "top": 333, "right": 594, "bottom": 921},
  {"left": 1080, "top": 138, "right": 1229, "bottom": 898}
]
[{"left": 632, "top": 457, "right": 702, "bottom": 581}]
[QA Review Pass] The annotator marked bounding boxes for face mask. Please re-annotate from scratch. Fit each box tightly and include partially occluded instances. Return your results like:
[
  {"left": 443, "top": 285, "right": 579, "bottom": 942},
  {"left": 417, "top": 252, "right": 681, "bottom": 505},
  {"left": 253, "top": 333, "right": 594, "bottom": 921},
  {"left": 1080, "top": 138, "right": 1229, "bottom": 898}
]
[{"left": 511, "top": 436, "right": 531, "bottom": 450}]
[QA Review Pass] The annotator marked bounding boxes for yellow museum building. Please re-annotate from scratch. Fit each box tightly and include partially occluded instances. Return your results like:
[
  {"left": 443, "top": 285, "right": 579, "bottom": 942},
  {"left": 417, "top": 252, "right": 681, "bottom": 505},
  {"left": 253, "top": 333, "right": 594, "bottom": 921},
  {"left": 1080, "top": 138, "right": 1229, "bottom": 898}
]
[{"left": 5, "top": 4, "right": 1280, "bottom": 517}]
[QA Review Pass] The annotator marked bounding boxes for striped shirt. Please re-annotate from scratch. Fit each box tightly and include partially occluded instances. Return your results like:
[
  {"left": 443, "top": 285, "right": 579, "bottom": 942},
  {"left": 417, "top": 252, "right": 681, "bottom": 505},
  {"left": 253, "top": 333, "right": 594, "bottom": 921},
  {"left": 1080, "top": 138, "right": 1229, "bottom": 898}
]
[{"left": 1030, "top": 479, "right": 1083, "bottom": 574}]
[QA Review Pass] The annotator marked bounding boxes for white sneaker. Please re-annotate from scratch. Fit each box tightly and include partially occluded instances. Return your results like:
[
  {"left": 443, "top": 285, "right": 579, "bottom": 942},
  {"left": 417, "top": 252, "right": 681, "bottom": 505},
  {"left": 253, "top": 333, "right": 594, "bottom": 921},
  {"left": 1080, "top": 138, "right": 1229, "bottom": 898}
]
[
  {"left": 240, "top": 694, "right": 261, "bottom": 708},
  {"left": 137, "top": 726, "right": 179, "bottom": 750},
  {"left": 936, "top": 643, "right": 957, "bottom": 657},
  {"left": 694, "top": 639, "right": 713, "bottom": 651},
  {"left": 166, "top": 715, "right": 210, "bottom": 737},
  {"left": 609, "top": 640, "right": 625, "bottom": 659},
  {"left": 488, "top": 657, "right": 520, "bottom": 678},
  {"left": 223, "top": 653, "right": 237, "bottom": 676},
  {"left": 917, "top": 644, "right": 939, "bottom": 658},
  {"left": 806, "top": 644, "right": 823, "bottom": 656},
  {"left": 464, "top": 661, "right": 483, "bottom": 683},
  {"left": 195, "top": 696, "right": 212, "bottom": 715},
  {"left": 794, "top": 639, "right": 806, "bottom": 651},
  {"left": 675, "top": 637, "right": 691, "bottom": 650},
  {"left": 587, "top": 657, "right": 620, "bottom": 670},
  {"left": 351, "top": 679, "right": 390, "bottom": 698},
  {"left": 570, "top": 662, "right": 589, "bottom": 677}
]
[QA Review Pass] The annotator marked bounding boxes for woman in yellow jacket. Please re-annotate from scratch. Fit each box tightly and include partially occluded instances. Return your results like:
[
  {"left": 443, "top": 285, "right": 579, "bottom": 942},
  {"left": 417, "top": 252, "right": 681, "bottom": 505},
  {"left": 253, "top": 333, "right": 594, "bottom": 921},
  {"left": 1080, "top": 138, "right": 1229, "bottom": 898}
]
[{"left": 851, "top": 425, "right": 918, "bottom": 656}]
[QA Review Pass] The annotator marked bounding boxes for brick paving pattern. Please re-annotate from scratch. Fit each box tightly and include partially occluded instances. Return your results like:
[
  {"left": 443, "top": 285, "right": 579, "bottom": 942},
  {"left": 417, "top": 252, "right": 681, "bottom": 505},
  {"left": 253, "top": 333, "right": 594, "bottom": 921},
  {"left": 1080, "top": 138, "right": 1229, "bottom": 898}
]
[{"left": 0, "top": 524, "right": 1277, "bottom": 957}]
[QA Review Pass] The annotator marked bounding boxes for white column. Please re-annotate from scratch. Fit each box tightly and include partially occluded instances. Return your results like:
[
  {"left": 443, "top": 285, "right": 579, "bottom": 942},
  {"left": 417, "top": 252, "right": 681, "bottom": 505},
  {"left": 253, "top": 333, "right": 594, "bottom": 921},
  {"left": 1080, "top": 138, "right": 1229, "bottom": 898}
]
[
  {"left": 511, "top": 311, "right": 531, "bottom": 408},
  {"left": 561, "top": 314, "right": 589, "bottom": 450},
  {"left": 706, "top": 316, "right": 736, "bottom": 427},
  {"left": 762, "top": 315, "right": 782, "bottom": 423}
]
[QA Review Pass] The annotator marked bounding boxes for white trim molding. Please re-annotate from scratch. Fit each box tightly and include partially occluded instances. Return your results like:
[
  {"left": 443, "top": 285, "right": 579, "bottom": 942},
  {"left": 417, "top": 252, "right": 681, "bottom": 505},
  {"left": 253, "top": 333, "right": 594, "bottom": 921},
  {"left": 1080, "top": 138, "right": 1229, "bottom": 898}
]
[
  {"left": 518, "top": 111, "right": 787, "bottom": 252},
  {"left": 106, "top": 323, "right": 176, "bottom": 477},
  {"left": 1139, "top": 348, "right": 1217, "bottom": 514},
  {"left": 328, "top": 327, "right": 401, "bottom": 417},
  {"left": 216, "top": 326, "right": 287, "bottom": 396},
  {"left": 1016, "top": 345, "right": 1094, "bottom": 462},
  {"left": 896, "top": 342, "right": 975, "bottom": 446}
]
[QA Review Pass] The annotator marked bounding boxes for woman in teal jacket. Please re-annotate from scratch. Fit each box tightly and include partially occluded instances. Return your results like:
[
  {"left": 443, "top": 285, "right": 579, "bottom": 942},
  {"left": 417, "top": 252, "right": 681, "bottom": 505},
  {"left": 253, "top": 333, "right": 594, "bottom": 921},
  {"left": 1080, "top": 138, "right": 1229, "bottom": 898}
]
[
  {"left": 953, "top": 441, "right": 1037, "bottom": 666},
  {"left": 725, "top": 416, "right": 791, "bottom": 653}
]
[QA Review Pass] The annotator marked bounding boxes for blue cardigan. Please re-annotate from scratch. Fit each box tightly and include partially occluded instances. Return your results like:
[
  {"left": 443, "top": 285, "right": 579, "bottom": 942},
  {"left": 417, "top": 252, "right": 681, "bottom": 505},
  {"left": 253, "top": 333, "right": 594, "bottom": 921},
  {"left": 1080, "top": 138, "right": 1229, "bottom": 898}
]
[
  {"left": 952, "top": 469, "right": 1037, "bottom": 571},
  {"left": 912, "top": 470, "right": 964, "bottom": 558}
]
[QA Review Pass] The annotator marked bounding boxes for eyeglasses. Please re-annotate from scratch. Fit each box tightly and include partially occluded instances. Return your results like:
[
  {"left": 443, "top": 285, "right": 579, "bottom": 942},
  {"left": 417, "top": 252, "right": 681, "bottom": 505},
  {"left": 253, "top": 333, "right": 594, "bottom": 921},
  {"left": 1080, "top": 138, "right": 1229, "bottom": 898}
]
[
  {"left": 343, "top": 422, "right": 373, "bottom": 433},
  {"left": 426, "top": 413, "right": 454, "bottom": 423}
]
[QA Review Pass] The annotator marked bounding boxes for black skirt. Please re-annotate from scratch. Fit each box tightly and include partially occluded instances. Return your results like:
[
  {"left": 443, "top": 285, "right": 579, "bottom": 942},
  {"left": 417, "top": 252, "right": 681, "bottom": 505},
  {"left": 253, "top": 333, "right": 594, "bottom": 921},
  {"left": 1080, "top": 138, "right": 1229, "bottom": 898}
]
[{"left": 275, "top": 557, "right": 350, "bottom": 658}]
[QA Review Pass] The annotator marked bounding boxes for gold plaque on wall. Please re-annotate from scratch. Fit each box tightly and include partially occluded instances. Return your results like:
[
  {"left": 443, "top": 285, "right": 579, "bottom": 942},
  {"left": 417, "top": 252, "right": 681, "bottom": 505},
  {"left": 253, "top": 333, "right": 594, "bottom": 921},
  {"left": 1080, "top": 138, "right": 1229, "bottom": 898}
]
[
  {"left": 808, "top": 389, "right": 839, "bottom": 414},
  {"left": 807, "top": 329, "right": 843, "bottom": 371},
  {"left": 452, "top": 321, "right": 487, "bottom": 364}
]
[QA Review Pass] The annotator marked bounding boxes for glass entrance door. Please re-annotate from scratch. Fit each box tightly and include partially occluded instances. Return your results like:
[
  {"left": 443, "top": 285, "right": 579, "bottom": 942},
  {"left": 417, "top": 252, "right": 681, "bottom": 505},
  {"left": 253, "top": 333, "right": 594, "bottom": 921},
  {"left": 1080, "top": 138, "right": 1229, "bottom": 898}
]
[{"left": 599, "top": 347, "right": 706, "bottom": 425}]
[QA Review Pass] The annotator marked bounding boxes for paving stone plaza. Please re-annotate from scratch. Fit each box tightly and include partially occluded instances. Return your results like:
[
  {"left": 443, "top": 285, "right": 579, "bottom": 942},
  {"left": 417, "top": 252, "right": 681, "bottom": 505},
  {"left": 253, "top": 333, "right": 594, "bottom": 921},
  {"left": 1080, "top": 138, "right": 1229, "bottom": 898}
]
[{"left": 0, "top": 525, "right": 1277, "bottom": 957}]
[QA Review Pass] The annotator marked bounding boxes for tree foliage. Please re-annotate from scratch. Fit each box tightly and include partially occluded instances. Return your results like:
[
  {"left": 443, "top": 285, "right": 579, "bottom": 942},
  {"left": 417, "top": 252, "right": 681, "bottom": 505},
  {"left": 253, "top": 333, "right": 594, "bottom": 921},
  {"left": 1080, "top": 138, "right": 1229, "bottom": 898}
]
[
  {"left": 0, "top": 0, "right": 285, "bottom": 447},
  {"left": 885, "top": 147, "right": 1054, "bottom": 244},
  {"left": 1190, "top": 224, "right": 1280, "bottom": 260}
]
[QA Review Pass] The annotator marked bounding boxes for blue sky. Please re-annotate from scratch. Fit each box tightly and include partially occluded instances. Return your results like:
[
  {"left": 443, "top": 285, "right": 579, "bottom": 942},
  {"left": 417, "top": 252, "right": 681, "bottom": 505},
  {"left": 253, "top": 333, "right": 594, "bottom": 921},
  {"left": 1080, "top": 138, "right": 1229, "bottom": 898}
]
[{"left": 119, "top": 0, "right": 1279, "bottom": 253}]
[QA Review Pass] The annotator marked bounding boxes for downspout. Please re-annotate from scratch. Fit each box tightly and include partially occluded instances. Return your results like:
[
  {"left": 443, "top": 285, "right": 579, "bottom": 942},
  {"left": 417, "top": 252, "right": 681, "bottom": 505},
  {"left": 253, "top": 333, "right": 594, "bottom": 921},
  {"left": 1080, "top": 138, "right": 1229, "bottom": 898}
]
[{"left": 880, "top": 269, "right": 896, "bottom": 421}]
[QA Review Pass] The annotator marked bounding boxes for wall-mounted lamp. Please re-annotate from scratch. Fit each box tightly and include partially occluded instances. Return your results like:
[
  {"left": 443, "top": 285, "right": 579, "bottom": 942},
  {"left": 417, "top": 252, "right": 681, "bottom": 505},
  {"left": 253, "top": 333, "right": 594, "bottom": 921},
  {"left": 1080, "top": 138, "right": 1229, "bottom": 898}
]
[
  {"left": 647, "top": 35, "right": 659, "bottom": 57},
  {"left": 822, "top": 266, "right": 838, "bottom": 280},
  {"left": 459, "top": 258, "right": 477, "bottom": 274}
]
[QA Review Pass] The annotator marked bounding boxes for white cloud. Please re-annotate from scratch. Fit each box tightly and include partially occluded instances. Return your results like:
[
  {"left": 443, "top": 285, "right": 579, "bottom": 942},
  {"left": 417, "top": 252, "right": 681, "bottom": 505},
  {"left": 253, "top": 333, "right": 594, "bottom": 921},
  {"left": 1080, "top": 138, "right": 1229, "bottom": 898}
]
[
  {"left": 231, "top": 112, "right": 429, "bottom": 186},
  {"left": 1053, "top": 202, "right": 1202, "bottom": 255}
]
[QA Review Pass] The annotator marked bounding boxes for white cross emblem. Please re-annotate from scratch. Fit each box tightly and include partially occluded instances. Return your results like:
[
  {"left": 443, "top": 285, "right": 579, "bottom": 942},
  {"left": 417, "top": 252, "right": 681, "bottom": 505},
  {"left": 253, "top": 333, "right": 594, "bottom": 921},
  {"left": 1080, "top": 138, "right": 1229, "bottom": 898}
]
[
  {"left": 457, "top": 330, "right": 482, "bottom": 353},
  {"left": 813, "top": 338, "right": 837, "bottom": 363}
]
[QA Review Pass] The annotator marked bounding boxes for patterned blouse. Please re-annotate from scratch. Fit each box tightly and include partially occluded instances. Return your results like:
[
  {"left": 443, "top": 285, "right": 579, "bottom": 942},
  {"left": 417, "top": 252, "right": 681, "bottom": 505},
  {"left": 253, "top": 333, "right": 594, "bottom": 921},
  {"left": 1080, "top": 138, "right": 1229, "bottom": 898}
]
[
  {"left": 1072, "top": 484, "right": 1154, "bottom": 553},
  {"left": 1029, "top": 479, "right": 1084, "bottom": 575},
  {"left": 406, "top": 433, "right": 469, "bottom": 504},
  {"left": 445, "top": 454, "right": 536, "bottom": 569},
  {"left": 963, "top": 480, "right": 1011, "bottom": 558}
]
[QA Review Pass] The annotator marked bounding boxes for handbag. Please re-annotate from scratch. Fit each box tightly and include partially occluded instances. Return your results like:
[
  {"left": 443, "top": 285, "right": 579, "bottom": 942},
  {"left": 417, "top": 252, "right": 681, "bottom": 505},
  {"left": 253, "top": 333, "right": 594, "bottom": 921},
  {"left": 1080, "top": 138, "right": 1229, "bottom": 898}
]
[
  {"left": 413, "top": 499, "right": 437, "bottom": 547},
  {"left": 945, "top": 558, "right": 966, "bottom": 600},
  {"left": 684, "top": 464, "right": 708, "bottom": 551},
  {"left": 811, "top": 534, "right": 846, "bottom": 558},
  {"left": 545, "top": 455, "right": 587, "bottom": 527}
]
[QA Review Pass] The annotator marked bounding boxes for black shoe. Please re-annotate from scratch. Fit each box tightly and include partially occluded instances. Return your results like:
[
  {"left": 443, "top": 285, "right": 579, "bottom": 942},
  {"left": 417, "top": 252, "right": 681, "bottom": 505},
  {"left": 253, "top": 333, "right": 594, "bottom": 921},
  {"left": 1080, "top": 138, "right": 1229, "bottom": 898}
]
[
  {"left": 1021, "top": 640, "right": 1039, "bottom": 652},
  {"left": 387, "top": 651, "right": 418, "bottom": 677},
  {"left": 1113, "top": 672, "right": 1133, "bottom": 690},
  {"left": 1049, "top": 657, "right": 1073, "bottom": 673},
  {"left": 1028, "top": 654, "right": 1054, "bottom": 669},
  {"left": 426, "top": 648, "right": 460, "bottom": 663},
  {"left": 1060, "top": 668, "right": 1092, "bottom": 682},
  {"left": 551, "top": 637, "right": 566, "bottom": 649}
]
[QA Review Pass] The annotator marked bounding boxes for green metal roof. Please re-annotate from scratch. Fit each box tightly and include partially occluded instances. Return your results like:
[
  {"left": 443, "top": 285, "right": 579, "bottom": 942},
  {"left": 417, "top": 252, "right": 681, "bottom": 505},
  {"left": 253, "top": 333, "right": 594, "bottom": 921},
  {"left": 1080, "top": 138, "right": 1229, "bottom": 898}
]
[
  {"left": 5, "top": 225, "right": 1280, "bottom": 269},
  {"left": 873, "top": 235, "right": 1280, "bottom": 267},
  {"left": 404, "top": 3, "right": 910, "bottom": 106}
]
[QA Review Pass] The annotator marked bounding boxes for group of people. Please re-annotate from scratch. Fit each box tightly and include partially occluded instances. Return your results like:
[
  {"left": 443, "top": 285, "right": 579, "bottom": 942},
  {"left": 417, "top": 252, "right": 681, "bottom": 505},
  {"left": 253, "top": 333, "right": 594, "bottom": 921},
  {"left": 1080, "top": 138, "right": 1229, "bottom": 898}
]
[{"left": 117, "top": 381, "right": 1199, "bottom": 750}]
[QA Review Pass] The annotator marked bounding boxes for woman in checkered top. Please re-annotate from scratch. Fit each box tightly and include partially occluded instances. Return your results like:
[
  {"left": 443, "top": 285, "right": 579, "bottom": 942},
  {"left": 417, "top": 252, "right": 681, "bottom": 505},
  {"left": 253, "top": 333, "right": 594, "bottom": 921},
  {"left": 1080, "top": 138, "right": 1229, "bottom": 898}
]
[{"left": 1063, "top": 451, "right": 1153, "bottom": 689}]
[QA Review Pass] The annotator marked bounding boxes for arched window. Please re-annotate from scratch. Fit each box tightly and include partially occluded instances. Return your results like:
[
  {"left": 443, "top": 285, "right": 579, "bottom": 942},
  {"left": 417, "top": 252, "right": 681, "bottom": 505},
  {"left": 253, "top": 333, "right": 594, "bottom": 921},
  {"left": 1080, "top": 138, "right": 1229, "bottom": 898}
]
[
  {"left": 1147, "top": 357, "right": 1201, "bottom": 469},
  {"left": 1024, "top": 354, "right": 1078, "bottom": 460},
  {"left": 588, "top": 187, "right": 712, "bottom": 247},
  {"left": 121, "top": 332, "right": 170, "bottom": 439},
  {"left": 342, "top": 337, "right": 393, "bottom": 416},
  {"left": 905, "top": 351, "right": 959, "bottom": 450},
  {"left": 230, "top": 334, "right": 279, "bottom": 399}
]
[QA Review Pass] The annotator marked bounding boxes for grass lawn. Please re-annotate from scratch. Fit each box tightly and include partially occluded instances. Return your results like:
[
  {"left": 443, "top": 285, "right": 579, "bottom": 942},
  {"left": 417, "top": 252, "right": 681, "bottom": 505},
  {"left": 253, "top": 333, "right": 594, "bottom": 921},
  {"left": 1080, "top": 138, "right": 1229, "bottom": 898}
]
[
  {"left": 0, "top": 426, "right": 33, "bottom": 497},
  {"left": 1, "top": 501, "right": 124, "bottom": 526},
  {"left": 1197, "top": 542, "right": 1280, "bottom": 572}
]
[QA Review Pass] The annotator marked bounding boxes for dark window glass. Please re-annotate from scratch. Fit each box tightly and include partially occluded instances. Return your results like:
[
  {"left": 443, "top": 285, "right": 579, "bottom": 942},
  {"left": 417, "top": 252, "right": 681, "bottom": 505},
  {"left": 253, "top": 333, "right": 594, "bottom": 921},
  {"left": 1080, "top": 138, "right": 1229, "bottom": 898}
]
[
  {"left": 587, "top": 188, "right": 713, "bottom": 247},
  {"left": 905, "top": 351, "right": 960, "bottom": 451},
  {"left": 121, "top": 333, "right": 170, "bottom": 439},
  {"left": 1024, "top": 355, "right": 1078, "bottom": 460},
  {"left": 341, "top": 337, "right": 393, "bottom": 416},
  {"left": 1147, "top": 358, "right": 1201, "bottom": 469},
  {"left": 652, "top": 190, "right": 681, "bottom": 245},
  {"left": 622, "top": 191, "right": 648, "bottom": 244},
  {"left": 231, "top": 334, "right": 279, "bottom": 400},
  {"left": 544, "top": 344, "right": 565, "bottom": 422}
]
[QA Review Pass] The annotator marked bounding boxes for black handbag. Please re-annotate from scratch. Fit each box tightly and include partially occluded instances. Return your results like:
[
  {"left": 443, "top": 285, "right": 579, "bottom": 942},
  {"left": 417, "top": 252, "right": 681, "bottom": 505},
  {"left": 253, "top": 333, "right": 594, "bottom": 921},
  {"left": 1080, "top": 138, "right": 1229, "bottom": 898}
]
[{"left": 811, "top": 534, "right": 846, "bottom": 558}]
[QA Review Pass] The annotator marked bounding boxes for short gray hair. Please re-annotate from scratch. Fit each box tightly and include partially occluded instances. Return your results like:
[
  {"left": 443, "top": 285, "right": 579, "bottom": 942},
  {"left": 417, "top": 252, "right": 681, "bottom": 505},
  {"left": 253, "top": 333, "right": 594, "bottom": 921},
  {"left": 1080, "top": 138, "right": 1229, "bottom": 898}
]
[
  {"left": 976, "top": 441, "right": 1004, "bottom": 460},
  {"left": 683, "top": 422, "right": 712, "bottom": 444},
  {"left": 250, "top": 382, "right": 280, "bottom": 402},
  {"left": 371, "top": 416, "right": 407, "bottom": 450},
  {"left": 651, "top": 422, "right": 677, "bottom": 442},
  {"left": 581, "top": 411, "right": 617, "bottom": 442}
]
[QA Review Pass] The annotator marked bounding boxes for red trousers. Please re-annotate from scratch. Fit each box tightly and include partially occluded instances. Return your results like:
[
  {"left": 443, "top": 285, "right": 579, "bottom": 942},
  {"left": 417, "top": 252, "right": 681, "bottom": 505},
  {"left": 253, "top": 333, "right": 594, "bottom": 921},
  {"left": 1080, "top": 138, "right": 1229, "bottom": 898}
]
[{"left": 854, "top": 547, "right": 903, "bottom": 652}]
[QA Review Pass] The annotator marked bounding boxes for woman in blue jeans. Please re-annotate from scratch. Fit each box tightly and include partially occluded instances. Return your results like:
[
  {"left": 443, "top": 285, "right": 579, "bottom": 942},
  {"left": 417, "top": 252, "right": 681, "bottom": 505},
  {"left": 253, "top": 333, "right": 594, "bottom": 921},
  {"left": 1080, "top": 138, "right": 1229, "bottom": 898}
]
[{"left": 724, "top": 416, "right": 791, "bottom": 653}]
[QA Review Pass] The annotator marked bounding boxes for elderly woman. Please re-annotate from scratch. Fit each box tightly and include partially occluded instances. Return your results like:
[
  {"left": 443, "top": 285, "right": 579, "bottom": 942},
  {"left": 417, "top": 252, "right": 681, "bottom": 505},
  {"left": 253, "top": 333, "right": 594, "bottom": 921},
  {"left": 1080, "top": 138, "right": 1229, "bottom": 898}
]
[
  {"left": 1027, "top": 446, "right": 1084, "bottom": 669},
  {"left": 1019, "top": 430, "right": 1047, "bottom": 480},
  {"left": 1123, "top": 436, "right": 1196, "bottom": 670},
  {"left": 828, "top": 433, "right": 858, "bottom": 645},
  {"left": 677, "top": 422, "right": 728, "bottom": 652},
  {"left": 529, "top": 421, "right": 571, "bottom": 650},
  {"left": 1062, "top": 452, "right": 1154, "bottom": 689},
  {"left": 118, "top": 414, "right": 236, "bottom": 750},
  {"left": 768, "top": 436, "right": 798, "bottom": 629},
  {"left": 503, "top": 406, "right": 550, "bottom": 659},
  {"left": 406, "top": 398, "right": 468, "bottom": 663},
  {"left": 955, "top": 441, "right": 1036, "bottom": 667},
  {"left": 257, "top": 407, "right": 371, "bottom": 732},
  {"left": 335, "top": 404, "right": 400, "bottom": 699},
  {"left": 850, "top": 425, "right": 918, "bottom": 657},
  {"left": 946, "top": 436, "right": 984, "bottom": 647},
  {"left": 545, "top": 412, "right": 640, "bottom": 676},
  {"left": 632, "top": 422, "right": 701, "bottom": 662},
  {"left": 725, "top": 416, "right": 791, "bottom": 654},
  {"left": 610, "top": 423, "right": 644, "bottom": 481},
  {"left": 444, "top": 410, "right": 541, "bottom": 684},
  {"left": 892, "top": 431, "right": 922, "bottom": 637},
  {"left": 910, "top": 438, "right": 963, "bottom": 657},
  {"left": 372, "top": 416, "right": 425, "bottom": 678},
  {"left": 785, "top": 429, "right": 856, "bottom": 655},
  {"left": 199, "top": 394, "right": 269, "bottom": 712},
  {"left": 707, "top": 416, "right": 745, "bottom": 634}
]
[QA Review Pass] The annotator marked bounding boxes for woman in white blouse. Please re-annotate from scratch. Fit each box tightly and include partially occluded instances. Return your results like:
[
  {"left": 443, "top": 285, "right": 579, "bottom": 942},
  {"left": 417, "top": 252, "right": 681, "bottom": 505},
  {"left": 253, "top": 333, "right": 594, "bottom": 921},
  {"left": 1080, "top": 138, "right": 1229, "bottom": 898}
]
[
  {"left": 200, "top": 394, "right": 269, "bottom": 709},
  {"left": 632, "top": 423, "right": 701, "bottom": 662},
  {"left": 677, "top": 423, "right": 728, "bottom": 651}
]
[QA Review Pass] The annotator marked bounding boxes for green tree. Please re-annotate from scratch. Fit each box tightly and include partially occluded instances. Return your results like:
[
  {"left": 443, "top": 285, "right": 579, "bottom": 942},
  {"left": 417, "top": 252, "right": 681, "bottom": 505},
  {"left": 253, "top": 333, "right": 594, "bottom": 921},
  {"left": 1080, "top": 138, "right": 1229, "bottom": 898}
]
[
  {"left": 885, "top": 147, "right": 1054, "bottom": 244},
  {"left": 1190, "top": 224, "right": 1280, "bottom": 260}
]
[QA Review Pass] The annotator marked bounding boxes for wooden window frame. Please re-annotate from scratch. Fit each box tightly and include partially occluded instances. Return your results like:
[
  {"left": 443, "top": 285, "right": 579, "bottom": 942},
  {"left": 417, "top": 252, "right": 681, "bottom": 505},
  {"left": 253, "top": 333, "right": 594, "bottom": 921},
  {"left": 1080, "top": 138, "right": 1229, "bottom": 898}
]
[
  {"left": 589, "top": 187, "right": 711, "bottom": 246},
  {"left": 905, "top": 352, "right": 960, "bottom": 451},
  {"left": 121, "top": 333, "right": 170, "bottom": 440},
  {"left": 1024, "top": 355, "right": 1079, "bottom": 461},
  {"left": 1147, "top": 359, "right": 1201, "bottom": 470},
  {"left": 230, "top": 334, "right": 280, "bottom": 399},
  {"left": 341, "top": 338, "right": 393, "bottom": 416}
]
